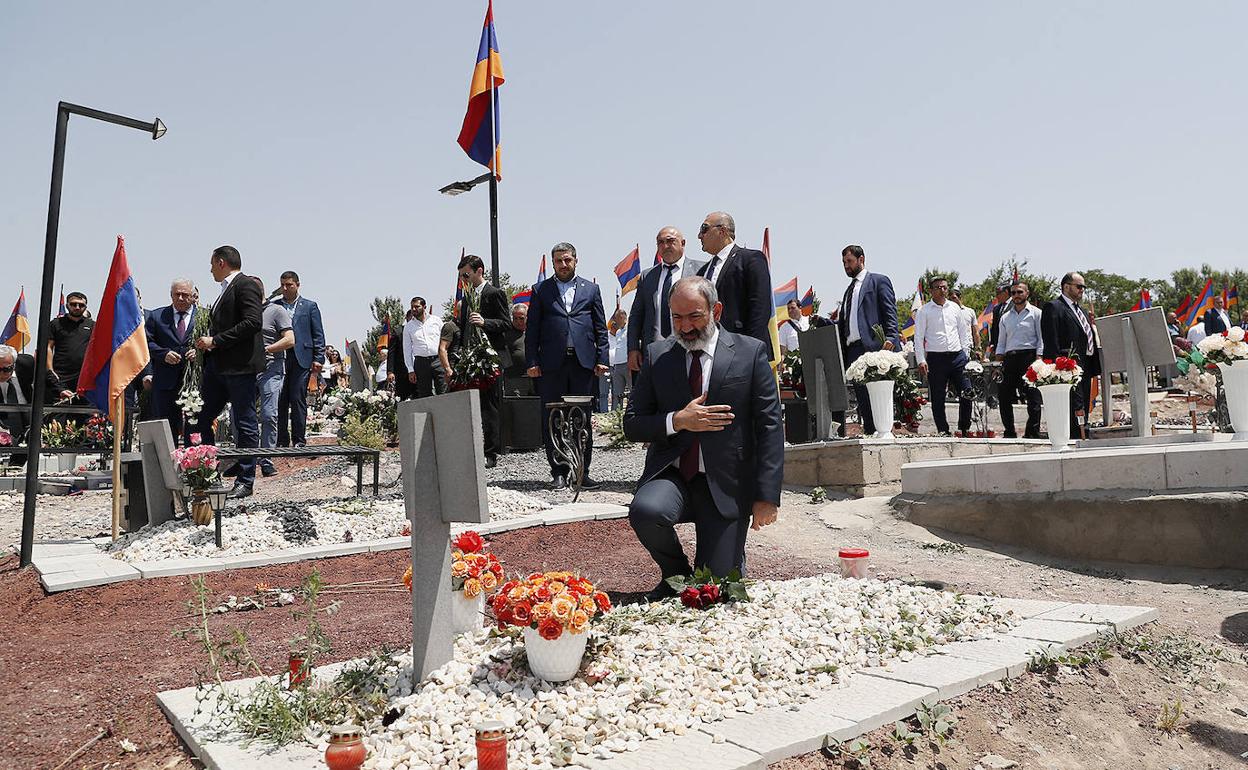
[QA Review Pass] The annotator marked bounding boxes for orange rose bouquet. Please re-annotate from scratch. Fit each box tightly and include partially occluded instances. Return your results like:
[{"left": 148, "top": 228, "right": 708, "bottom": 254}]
[
  {"left": 489, "top": 571, "right": 612, "bottom": 640},
  {"left": 401, "top": 530, "right": 503, "bottom": 597}
]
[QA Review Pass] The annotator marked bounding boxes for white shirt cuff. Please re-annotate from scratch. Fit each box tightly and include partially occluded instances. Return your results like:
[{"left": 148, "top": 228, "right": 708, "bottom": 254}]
[{"left": 665, "top": 412, "right": 677, "bottom": 436}]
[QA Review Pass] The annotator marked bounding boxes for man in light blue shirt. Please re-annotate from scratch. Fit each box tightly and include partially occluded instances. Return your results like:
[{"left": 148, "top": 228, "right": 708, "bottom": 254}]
[{"left": 994, "top": 281, "right": 1044, "bottom": 438}]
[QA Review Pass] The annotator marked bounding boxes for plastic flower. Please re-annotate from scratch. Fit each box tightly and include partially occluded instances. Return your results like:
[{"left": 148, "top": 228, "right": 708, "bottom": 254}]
[
  {"left": 537, "top": 616, "right": 563, "bottom": 641},
  {"left": 402, "top": 566, "right": 412, "bottom": 591},
  {"left": 453, "top": 530, "right": 484, "bottom": 554},
  {"left": 568, "top": 609, "right": 590, "bottom": 634},
  {"left": 551, "top": 595, "right": 576, "bottom": 619},
  {"left": 462, "top": 578, "right": 483, "bottom": 598}
]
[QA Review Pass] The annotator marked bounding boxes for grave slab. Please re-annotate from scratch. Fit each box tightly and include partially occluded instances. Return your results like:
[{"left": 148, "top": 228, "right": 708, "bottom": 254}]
[
  {"left": 30, "top": 539, "right": 99, "bottom": 558},
  {"left": 863, "top": 652, "right": 1008, "bottom": 699},
  {"left": 583, "top": 728, "right": 764, "bottom": 770},
  {"left": 287, "top": 542, "right": 374, "bottom": 560},
  {"left": 707, "top": 699, "right": 857, "bottom": 763},
  {"left": 816, "top": 672, "right": 936, "bottom": 733},
  {"left": 133, "top": 557, "right": 228, "bottom": 578},
  {"left": 940, "top": 636, "right": 1059, "bottom": 678},
  {"left": 1034, "top": 603, "right": 1159, "bottom": 632},
  {"left": 1008, "top": 618, "right": 1107, "bottom": 646},
  {"left": 541, "top": 508, "right": 602, "bottom": 526},
  {"left": 986, "top": 598, "right": 1072, "bottom": 619}
]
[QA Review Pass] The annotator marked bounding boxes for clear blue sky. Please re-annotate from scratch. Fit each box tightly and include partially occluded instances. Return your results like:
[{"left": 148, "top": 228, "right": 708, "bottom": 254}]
[{"left": 3, "top": 1, "right": 1246, "bottom": 344}]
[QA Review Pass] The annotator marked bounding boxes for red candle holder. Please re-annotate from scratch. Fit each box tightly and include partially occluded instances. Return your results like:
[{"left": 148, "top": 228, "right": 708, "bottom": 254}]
[
  {"left": 476, "top": 720, "right": 507, "bottom": 770},
  {"left": 289, "top": 653, "right": 309, "bottom": 689},
  {"left": 325, "top": 724, "right": 366, "bottom": 770}
]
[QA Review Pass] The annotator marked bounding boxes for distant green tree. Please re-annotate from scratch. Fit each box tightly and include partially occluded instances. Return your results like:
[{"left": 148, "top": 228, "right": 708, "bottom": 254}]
[
  {"left": 362, "top": 296, "right": 404, "bottom": 369},
  {"left": 1080, "top": 269, "right": 1151, "bottom": 316}
]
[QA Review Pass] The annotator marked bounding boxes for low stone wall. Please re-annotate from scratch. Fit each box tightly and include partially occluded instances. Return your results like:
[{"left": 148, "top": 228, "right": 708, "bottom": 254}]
[
  {"left": 893, "top": 491, "right": 1248, "bottom": 570},
  {"left": 784, "top": 438, "right": 1051, "bottom": 497}
]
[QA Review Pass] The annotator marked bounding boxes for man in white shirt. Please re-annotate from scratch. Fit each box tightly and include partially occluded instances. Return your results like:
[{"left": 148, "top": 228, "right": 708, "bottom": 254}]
[
  {"left": 949, "top": 288, "right": 979, "bottom": 355},
  {"left": 1185, "top": 322, "right": 1207, "bottom": 346},
  {"left": 777, "top": 300, "right": 808, "bottom": 354},
  {"left": 607, "top": 307, "right": 630, "bottom": 410},
  {"left": 915, "top": 277, "right": 974, "bottom": 435},
  {"left": 402, "top": 297, "right": 445, "bottom": 398},
  {"left": 994, "top": 282, "right": 1044, "bottom": 438}
]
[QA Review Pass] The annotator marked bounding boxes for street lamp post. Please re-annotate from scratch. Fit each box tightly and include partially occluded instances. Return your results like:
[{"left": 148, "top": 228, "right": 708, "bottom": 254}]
[
  {"left": 439, "top": 172, "right": 500, "bottom": 287},
  {"left": 18, "top": 102, "right": 165, "bottom": 568}
]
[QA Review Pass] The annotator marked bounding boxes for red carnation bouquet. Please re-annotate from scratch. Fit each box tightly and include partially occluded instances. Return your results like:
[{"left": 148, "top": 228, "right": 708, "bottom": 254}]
[{"left": 1024, "top": 356, "right": 1083, "bottom": 387}]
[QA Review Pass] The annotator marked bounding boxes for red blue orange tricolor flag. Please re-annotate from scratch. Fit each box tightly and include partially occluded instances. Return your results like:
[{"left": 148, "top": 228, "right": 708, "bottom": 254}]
[
  {"left": 1128, "top": 290, "right": 1152, "bottom": 312},
  {"left": 57, "top": 285, "right": 67, "bottom": 318},
  {"left": 615, "top": 246, "right": 641, "bottom": 295},
  {"left": 2, "top": 287, "right": 31, "bottom": 351},
  {"left": 1183, "top": 279, "right": 1215, "bottom": 328},
  {"left": 77, "top": 236, "right": 149, "bottom": 418},
  {"left": 799, "top": 287, "right": 815, "bottom": 317},
  {"left": 977, "top": 301, "right": 994, "bottom": 331},
  {"left": 378, "top": 317, "right": 391, "bottom": 351},
  {"left": 456, "top": 0, "right": 505, "bottom": 178}
]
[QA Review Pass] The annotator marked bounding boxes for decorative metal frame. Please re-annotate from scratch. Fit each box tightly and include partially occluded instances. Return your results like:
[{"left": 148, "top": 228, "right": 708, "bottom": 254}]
[
  {"left": 965, "top": 360, "right": 1002, "bottom": 436},
  {"left": 546, "top": 399, "right": 591, "bottom": 501}
]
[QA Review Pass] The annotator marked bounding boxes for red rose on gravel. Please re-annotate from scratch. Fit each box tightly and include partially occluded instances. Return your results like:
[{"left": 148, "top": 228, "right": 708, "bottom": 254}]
[
  {"left": 699, "top": 584, "right": 721, "bottom": 603},
  {"left": 453, "top": 531, "right": 485, "bottom": 553},
  {"left": 680, "top": 587, "right": 703, "bottom": 609},
  {"left": 537, "top": 616, "right": 563, "bottom": 640}
]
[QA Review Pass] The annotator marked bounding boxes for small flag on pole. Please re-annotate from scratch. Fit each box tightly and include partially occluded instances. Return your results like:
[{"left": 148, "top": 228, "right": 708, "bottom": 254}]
[
  {"left": 378, "top": 317, "right": 391, "bottom": 351},
  {"left": 57, "top": 285, "right": 67, "bottom": 318},
  {"left": 77, "top": 237, "right": 149, "bottom": 418},
  {"left": 799, "top": 287, "right": 815, "bottom": 317},
  {"left": 614, "top": 246, "right": 641, "bottom": 295},
  {"left": 2, "top": 288, "right": 32, "bottom": 352}
]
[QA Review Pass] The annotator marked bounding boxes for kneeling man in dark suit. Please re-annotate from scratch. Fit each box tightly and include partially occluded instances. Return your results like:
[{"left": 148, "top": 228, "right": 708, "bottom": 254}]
[{"left": 624, "top": 276, "right": 783, "bottom": 602}]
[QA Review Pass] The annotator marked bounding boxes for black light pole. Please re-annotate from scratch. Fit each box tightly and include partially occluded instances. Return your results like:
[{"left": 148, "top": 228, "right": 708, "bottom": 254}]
[
  {"left": 439, "top": 171, "right": 500, "bottom": 287},
  {"left": 19, "top": 102, "right": 165, "bottom": 568}
]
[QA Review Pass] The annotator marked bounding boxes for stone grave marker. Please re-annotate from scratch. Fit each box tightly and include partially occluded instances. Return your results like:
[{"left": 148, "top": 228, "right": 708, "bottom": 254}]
[
  {"left": 798, "top": 324, "right": 849, "bottom": 439},
  {"left": 1095, "top": 307, "right": 1176, "bottom": 437},
  {"left": 398, "top": 390, "right": 488, "bottom": 683},
  {"left": 347, "top": 340, "right": 371, "bottom": 392},
  {"left": 136, "top": 419, "right": 183, "bottom": 527}
]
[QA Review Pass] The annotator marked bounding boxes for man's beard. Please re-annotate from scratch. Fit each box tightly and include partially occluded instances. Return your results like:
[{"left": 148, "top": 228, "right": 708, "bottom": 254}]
[{"left": 675, "top": 323, "right": 715, "bottom": 353}]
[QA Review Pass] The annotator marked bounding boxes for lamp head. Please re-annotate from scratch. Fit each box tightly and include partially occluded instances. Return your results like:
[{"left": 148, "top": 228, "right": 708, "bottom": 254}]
[
  {"left": 152, "top": 118, "right": 167, "bottom": 140},
  {"left": 208, "top": 486, "right": 228, "bottom": 511}
]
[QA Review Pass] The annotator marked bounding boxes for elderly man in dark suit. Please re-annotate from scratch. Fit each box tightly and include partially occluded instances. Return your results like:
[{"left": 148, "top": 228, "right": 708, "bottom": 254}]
[
  {"left": 625, "top": 276, "right": 783, "bottom": 601},
  {"left": 145, "top": 278, "right": 198, "bottom": 445},
  {"left": 1203, "top": 296, "right": 1233, "bottom": 337},
  {"left": 836, "top": 245, "right": 899, "bottom": 436},
  {"left": 627, "top": 226, "right": 706, "bottom": 373},
  {"left": 525, "top": 242, "right": 609, "bottom": 489},
  {"left": 194, "top": 245, "right": 265, "bottom": 499},
  {"left": 275, "top": 270, "right": 325, "bottom": 448},
  {"left": 0, "top": 344, "right": 69, "bottom": 465},
  {"left": 457, "top": 253, "right": 512, "bottom": 468},
  {"left": 696, "top": 212, "right": 775, "bottom": 359},
  {"left": 1041, "top": 271, "right": 1102, "bottom": 438}
]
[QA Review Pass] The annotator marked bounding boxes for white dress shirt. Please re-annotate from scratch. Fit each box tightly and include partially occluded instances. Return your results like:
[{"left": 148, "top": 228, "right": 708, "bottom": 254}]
[
  {"left": 214, "top": 270, "right": 241, "bottom": 308},
  {"left": 608, "top": 329, "right": 628, "bottom": 366},
  {"left": 403, "top": 315, "right": 444, "bottom": 369},
  {"left": 957, "top": 305, "right": 977, "bottom": 351},
  {"left": 704, "top": 242, "right": 735, "bottom": 285},
  {"left": 914, "top": 300, "right": 970, "bottom": 364},
  {"left": 1186, "top": 323, "right": 1207, "bottom": 345},
  {"left": 778, "top": 315, "right": 808, "bottom": 351},
  {"left": 374, "top": 359, "right": 388, "bottom": 384},
  {"left": 556, "top": 278, "right": 577, "bottom": 312},
  {"left": 0, "top": 378, "right": 26, "bottom": 405},
  {"left": 846, "top": 269, "right": 869, "bottom": 344},
  {"left": 663, "top": 327, "right": 720, "bottom": 474},
  {"left": 652, "top": 258, "right": 686, "bottom": 341},
  {"left": 1216, "top": 309, "right": 1232, "bottom": 330},
  {"left": 996, "top": 302, "right": 1044, "bottom": 354}
]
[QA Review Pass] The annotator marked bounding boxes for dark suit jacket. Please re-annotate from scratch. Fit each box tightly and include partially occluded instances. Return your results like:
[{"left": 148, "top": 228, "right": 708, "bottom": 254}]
[
  {"left": 208, "top": 274, "right": 265, "bottom": 376},
  {"left": 456, "top": 283, "right": 511, "bottom": 356},
  {"left": 525, "top": 276, "right": 609, "bottom": 372},
  {"left": 283, "top": 296, "right": 326, "bottom": 370},
  {"left": 624, "top": 331, "right": 783, "bottom": 520},
  {"left": 146, "top": 305, "right": 198, "bottom": 391},
  {"left": 836, "top": 271, "right": 900, "bottom": 352},
  {"left": 1203, "top": 308, "right": 1231, "bottom": 337},
  {"left": 1, "top": 354, "right": 63, "bottom": 441},
  {"left": 627, "top": 257, "right": 707, "bottom": 353},
  {"left": 1041, "top": 298, "right": 1102, "bottom": 377},
  {"left": 989, "top": 300, "right": 1008, "bottom": 350},
  {"left": 698, "top": 245, "right": 774, "bottom": 360}
]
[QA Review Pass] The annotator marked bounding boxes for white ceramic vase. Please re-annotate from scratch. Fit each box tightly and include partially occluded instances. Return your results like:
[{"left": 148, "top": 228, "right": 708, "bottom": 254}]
[
  {"left": 1037, "top": 383, "right": 1073, "bottom": 450},
  {"left": 56, "top": 453, "right": 78, "bottom": 473},
  {"left": 451, "top": 591, "right": 484, "bottom": 634},
  {"left": 864, "top": 379, "right": 896, "bottom": 439},
  {"left": 1217, "top": 361, "right": 1248, "bottom": 436},
  {"left": 522, "top": 626, "right": 588, "bottom": 682}
]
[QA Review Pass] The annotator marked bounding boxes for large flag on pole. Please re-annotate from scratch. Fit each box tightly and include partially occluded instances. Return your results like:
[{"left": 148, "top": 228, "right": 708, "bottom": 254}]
[
  {"left": 77, "top": 236, "right": 149, "bottom": 419},
  {"left": 377, "top": 317, "right": 391, "bottom": 352},
  {"left": 2, "top": 288, "right": 31, "bottom": 352},
  {"left": 761, "top": 228, "right": 783, "bottom": 364},
  {"left": 614, "top": 246, "right": 641, "bottom": 295},
  {"left": 1183, "top": 279, "right": 1215, "bottom": 328},
  {"left": 456, "top": 0, "right": 505, "bottom": 178}
]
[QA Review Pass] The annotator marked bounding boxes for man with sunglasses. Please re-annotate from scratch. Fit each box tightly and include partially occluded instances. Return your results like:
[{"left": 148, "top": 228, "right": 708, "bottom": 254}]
[
  {"left": 696, "top": 212, "right": 775, "bottom": 359},
  {"left": 994, "top": 282, "right": 1044, "bottom": 438},
  {"left": 1041, "top": 272, "right": 1102, "bottom": 438},
  {"left": 47, "top": 291, "right": 95, "bottom": 393}
]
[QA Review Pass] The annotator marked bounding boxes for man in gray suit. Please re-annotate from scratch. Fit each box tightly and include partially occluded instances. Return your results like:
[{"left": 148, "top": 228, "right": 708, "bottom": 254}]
[
  {"left": 627, "top": 226, "right": 705, "bottom": 374},
  {"left": 625, "top": 276, "right": 783, "bottom": 602}
]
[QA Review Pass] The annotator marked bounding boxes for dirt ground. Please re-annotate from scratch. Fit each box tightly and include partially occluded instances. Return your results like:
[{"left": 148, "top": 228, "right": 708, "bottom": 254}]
[{"left": 2, "top": 458, "right": 1245, "bottom": 769}]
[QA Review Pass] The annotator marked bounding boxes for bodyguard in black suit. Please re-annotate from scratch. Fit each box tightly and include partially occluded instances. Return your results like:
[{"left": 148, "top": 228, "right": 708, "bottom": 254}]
[
  {"left": 696, "top": 212, "right": 775, "bottom": 360},
  {"left": 0, "top": 346, "right": 67, "bottom": 461},
  {"left": 625, "top": 277, "right": 783, "bottom": 601},
  {"left": 627, "top": 227, "right": 706, "bottom": 373},
  {"left": 456, "top": 254, "right": 512, "bottom": 467},
  {"left": 145, "top": 279, "right": 198, "bottom": 445},
  {"left": 1203, "top": 296, "right": 1232, "bottom": 337},
  {"left": 1041, "top": 272, "right": 1102, "bottom": 437},
  {"left": 194, "top": 245, "right": 265, "bottom": 498},
  {"left": 525, "top": 243, "right": 609, "bottom": 488}
]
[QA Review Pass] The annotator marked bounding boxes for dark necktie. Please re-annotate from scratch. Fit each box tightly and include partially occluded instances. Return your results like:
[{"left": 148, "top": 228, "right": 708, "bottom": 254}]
[
  {"left": 1072, "top": 302, "right": 1093, "bottom": 355},
  {"left": 680, "top": 351, "right": 704, "bottom": 481},
  {"left": 1, "top": 382, "right": 15, "bottom": 432},
  {"left": 842, "top": 277, "right": 858, "bottom": 336},
  {"left": 705, "top": 256, "right": 720, "bottom": 282},
  {"left": 659, "top": 264, "right": 677, "bottom": 338},
  {"left": 176, "top": 312, "right": 187, "bottom": 342}
]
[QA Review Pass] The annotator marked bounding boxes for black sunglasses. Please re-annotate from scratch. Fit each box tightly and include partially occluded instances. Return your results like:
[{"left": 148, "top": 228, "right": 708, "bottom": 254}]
[
  {"left": 698, "top": 223, "right": 725, "bottom": 235},
  {"left": 0, "top": 365, "right": 14, "bottom": 373}
]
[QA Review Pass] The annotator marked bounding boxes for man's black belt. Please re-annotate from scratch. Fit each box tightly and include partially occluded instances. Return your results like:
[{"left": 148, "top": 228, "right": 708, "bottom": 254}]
[{"left": 1002, "top": 349, "right": 1037, "bottom": 356}]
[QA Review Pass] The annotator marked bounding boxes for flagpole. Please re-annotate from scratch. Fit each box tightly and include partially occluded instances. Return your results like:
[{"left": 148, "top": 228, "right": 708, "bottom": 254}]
[
  {"left": 486, "top": 3, "right": 501, "bottom": 288},
  {"left": 111, "top": 394, "right": 123, "bottom": 541}
]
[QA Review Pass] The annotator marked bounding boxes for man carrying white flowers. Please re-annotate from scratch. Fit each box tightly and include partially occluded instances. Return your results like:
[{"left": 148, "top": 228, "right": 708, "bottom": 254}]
[{"left": 915, "top": 277, "right": 973, "bottom": 436}]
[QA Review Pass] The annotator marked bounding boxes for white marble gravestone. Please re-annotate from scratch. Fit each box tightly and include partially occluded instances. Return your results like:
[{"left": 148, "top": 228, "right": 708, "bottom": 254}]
[{"left": 398, "top": 390, "right": 489, "bottom": 684}]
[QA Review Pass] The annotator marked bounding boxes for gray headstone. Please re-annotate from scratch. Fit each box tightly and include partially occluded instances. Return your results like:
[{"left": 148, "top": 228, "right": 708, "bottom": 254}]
[
  {"left": 136, "top": 419, "right": 182, "bottom": 526},
  {"left": 798, "top": 325, "right": 849, "bottom": 438},
  {"left": 1096, "top": 308, "right": 1176, "bottom": 437},
  {"left": 347, "top": 341, "right": 371, "bottom": 392},
  {"left": 397, "top": 391, "right": 489, "bottom": 683}
]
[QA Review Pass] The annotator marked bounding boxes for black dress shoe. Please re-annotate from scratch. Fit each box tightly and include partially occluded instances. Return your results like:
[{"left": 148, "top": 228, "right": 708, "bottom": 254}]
[
  {"left": 643, "top": 580, "right": 678, "bottom": 603},
  {"left": 226, "top": 482, "right": 253, "bottom": 499},
  {"left": 484, "top": 455, "right": 497, "bottom": 469},
  {"left": 552, "top": 473, "right": 568, "bottom": 489},
  {"left": 260, "top": 464, "right": 278, "bottom": 477},
  {"left": 579, "top": 475, "right": 602, "bottom": 490}
]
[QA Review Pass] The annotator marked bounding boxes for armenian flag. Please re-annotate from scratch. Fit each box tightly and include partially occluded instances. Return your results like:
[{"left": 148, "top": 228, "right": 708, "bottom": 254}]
[
  {"left": 1183, "top": 279, "right": 1215, "bottom": 328},
  {"left": 615, "top": 246, "right": 641, "bottom": 295},
  {"left": 1174, "top": 293, "right": 1193, "bottom": 320},
  {"left": 77, "top": 237, "right": 149, "bottom": 418},
  {"left": 456, "top": 0, "right": 505, "bottom": 177},
  {"left": 799, "top": 287, "right": 815, "bottom": 317},
  {"left": 536, "top": 254, "right": 547, "bottom": 284},
  {"left": 977, "top": 301, "right": 994, "bottom": 331},
  {"left": 760, "top": 228, "right": 783, "bottom": 364},
  {"left": 1128, "top": 289, "right": 1152, "bottom": 312},
  {"left": 57, "top": 285, "right": 67, "bottom": 318},
  {"left": 773, "top": 277, "right": 799, "bottom": 312},
  {"left": 377, "top": 317, "right": 391, "bottom": 352},
  {"left": 1227, "top": 285, "right": 1239, "bottom": 311},
  {"left": 2, "top": 288, "right": 31, "bottom": 351}
]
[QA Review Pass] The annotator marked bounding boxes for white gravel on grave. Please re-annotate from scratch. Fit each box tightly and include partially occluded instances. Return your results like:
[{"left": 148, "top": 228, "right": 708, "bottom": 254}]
[
  {"left": 346, "top": 575, "right": 1011, "bottom": 770},
  {"left": 104, "top": 486, "right": 551, "bottom": 563}
]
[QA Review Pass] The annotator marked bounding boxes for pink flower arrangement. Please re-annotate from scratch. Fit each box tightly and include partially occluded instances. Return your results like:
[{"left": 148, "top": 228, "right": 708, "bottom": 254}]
[
  {"left": 172, "top": 435, "right": 221, "bottom": 491},
  {"left": 0, "top": 429, "right": 11, "bottom": 447}
]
